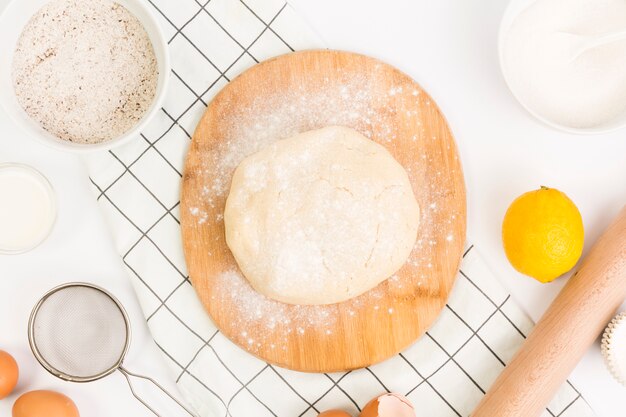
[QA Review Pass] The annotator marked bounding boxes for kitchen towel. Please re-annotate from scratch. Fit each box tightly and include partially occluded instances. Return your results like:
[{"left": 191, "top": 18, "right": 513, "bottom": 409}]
[{"left": 84, "top": 0, "right": 595, "bottom": 416}]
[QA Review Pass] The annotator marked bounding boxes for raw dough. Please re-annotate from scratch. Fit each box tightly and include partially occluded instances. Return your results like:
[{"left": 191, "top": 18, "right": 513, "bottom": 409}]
[{"left": 224, "top": 126, "right": 420, "bottom": 305}]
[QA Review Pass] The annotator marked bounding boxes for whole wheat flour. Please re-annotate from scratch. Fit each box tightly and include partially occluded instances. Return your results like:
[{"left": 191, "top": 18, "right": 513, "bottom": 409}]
[{"left": 12, "top": 0, "right": 158, "bottom": 144}]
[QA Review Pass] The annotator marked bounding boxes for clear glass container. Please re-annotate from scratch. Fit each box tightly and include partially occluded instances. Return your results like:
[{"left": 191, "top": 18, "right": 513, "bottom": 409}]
[{"left": 0, "top": 163, "right": 56, "bottom": 254}]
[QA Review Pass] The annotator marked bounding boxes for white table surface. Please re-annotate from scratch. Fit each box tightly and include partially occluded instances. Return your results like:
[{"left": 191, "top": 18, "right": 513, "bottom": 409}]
[{"left": 1, "top": 0, "right": 626, "bottom": 416}]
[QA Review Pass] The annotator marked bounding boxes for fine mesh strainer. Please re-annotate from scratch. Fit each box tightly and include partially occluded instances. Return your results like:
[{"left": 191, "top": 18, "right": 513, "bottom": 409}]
[{"left": 28, "top": 282, "right": 196, "bottom": 417}]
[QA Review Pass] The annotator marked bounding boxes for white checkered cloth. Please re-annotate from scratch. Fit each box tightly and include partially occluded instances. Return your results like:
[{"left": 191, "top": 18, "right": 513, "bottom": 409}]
[{"left": 84, "top": 1, "right": 596, "bottom": 416}]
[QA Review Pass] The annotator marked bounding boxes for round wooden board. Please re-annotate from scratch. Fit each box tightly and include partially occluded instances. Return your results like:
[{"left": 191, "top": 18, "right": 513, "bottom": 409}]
[{"left": 181, "top": 50, "right": 466, "bottom": 373}]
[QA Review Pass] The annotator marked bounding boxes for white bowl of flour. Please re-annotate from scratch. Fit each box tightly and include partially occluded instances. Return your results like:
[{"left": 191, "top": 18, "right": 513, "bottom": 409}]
[
  {"left": 0, "top": 0, "right": 170, "bottom": 152},
  {"left": 499, "top": 0, "right": 626, "bottom": 134}
]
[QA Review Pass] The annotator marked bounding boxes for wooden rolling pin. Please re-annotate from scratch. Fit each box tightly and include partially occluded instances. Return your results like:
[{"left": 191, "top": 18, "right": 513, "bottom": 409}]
[{"left": 473, "top": 206, "right": 626, "bottom": 417}]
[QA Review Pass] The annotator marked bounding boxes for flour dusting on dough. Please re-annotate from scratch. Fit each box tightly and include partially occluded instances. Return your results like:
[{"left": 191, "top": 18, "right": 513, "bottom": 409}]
[{"left": 187, "top": 71, "right": 461, "bottom": 352}]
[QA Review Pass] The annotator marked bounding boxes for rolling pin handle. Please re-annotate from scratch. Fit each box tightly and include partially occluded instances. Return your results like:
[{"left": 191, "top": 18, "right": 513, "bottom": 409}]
[{"left": 472, "top": 206, "right": 626, "bottom": 417}]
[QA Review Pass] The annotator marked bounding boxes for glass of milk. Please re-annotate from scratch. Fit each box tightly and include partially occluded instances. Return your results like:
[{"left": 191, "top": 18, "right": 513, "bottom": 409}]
[{"left": 0, "top": 163, "right": 56, "bottom": 254}]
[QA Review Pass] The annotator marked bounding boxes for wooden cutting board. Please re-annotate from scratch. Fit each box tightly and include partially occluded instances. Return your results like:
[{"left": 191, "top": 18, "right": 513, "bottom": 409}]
[{"left": 181, "top": 50, "right": 466, "bottom": 372}]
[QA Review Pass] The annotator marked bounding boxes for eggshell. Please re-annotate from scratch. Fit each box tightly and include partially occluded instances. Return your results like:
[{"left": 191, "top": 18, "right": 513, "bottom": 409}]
[
  {"left": 12, "top": 390, "right": 79, "bottom": 417},
  {"left": 0, "top": 350, "right": 19, "bottom": 399},
  {"left": 360, "top": 393, "right": 415, "bottom": 417},
  {"left": 318, "top": 410, "right": 352, "bottom": 417}
]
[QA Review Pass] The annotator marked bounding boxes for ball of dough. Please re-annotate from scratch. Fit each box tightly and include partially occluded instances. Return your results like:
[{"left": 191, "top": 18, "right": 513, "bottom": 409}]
[{"left": 224, "top": 126, "right": 420, "bottom": 305}]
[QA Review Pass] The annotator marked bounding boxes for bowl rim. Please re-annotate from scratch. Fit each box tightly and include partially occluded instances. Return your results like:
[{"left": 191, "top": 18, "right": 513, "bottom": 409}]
[
  {"left": 497, "top": 0, "right": 626, "bottom": 135},
  {"left": 0, "top": 0, "right": 171, "bottom": 153}
]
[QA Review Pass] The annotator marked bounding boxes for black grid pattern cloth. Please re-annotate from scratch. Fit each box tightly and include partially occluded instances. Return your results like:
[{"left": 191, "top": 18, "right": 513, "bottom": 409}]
[{"left": 84, "top": 0, "right": 596, "bottom": 416}]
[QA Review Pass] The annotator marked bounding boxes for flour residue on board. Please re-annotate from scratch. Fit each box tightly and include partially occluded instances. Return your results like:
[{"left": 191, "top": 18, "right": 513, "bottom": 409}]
[
  {"left": 213, "top": 271, "right": 338, "bottom": 350},
  {"left": 198, "top": 73, "right": 422, "bottom": 201},
  {"left": 213, "top": 269, "right": 392, "bottom": 353},
  {"left": 188, "top": 69, "right": 461, "bottom": 352}
]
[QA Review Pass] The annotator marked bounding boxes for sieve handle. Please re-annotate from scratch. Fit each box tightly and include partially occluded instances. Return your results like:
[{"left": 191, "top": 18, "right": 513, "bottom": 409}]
[{"left": 119, "top": 366, "right": 197, "bottom": 417}]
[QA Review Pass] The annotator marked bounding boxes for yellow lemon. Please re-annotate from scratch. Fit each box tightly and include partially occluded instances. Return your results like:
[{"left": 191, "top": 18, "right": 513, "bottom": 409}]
[{"left": 502, "top": 186, "right": 584, "bottom": 283}]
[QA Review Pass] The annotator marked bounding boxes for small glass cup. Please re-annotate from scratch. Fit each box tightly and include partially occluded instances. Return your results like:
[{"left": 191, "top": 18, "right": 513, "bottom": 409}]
[{"left": 0, "top": 163, "right": 57, "bottom": 254}]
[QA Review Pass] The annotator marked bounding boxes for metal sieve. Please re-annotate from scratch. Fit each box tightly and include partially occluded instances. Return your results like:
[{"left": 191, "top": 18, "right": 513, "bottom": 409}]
[{"left": 28, "top": 282, "right": 196, "bottom": 417}]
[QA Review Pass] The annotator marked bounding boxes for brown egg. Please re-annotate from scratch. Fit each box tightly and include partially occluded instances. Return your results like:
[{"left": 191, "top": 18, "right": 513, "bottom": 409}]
[
  {"left": 360, "top": 393, "right": 415, "bottom": 417},
  {"left": 0, "top": 350, "right": 19, "bottom": 399},
  {"left": 318, "top": 411, "right": 352, "bottom": 417},
  {"left": 13, "top": 390, "right": 79, "bottom": 417}
]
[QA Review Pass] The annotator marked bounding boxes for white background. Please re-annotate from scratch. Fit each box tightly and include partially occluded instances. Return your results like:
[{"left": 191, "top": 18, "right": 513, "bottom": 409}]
[{"left": 1, "top": 0, "right": 626, "bottom": 416}]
